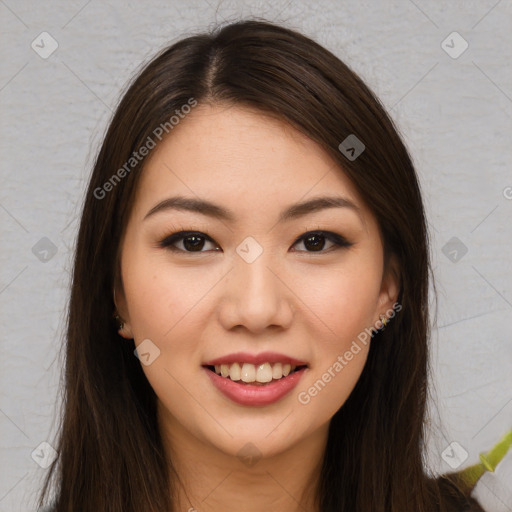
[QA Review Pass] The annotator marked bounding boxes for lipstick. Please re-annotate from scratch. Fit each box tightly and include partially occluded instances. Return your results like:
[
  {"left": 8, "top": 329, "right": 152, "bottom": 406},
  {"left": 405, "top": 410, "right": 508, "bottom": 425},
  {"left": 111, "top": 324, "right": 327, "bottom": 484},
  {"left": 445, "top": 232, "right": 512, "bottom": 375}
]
[
  {"left": 202, "top": 352, "right": 308, "bottom": 406},
  {"left": 203, "top": 351, "right": 308, "bottom": 367}
]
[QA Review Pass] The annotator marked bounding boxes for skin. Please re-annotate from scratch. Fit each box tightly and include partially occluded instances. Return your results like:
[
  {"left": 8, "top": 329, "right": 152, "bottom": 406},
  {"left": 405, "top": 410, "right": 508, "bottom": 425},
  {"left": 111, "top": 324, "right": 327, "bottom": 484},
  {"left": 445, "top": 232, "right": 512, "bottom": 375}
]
[{"left": 114, "top": 103, "right": 399, "bottom": 511}]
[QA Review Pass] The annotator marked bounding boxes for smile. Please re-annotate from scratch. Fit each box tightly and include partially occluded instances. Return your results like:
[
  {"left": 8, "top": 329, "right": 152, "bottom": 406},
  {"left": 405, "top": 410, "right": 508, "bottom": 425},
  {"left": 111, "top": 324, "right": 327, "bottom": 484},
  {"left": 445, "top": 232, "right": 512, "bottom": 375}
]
[
  {"left": 206, "top": 362, "right": 307, "bottom": 384},
  {"left": 202, "top": 352, "right": 309, "bottom": 406}
]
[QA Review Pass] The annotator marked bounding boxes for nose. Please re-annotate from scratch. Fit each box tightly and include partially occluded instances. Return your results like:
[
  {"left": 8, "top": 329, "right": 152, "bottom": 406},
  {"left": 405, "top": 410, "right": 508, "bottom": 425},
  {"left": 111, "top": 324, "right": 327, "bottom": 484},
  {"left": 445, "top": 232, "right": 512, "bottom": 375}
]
[{"left": 217, "top": 249, "right": 295, "bottom": 334}]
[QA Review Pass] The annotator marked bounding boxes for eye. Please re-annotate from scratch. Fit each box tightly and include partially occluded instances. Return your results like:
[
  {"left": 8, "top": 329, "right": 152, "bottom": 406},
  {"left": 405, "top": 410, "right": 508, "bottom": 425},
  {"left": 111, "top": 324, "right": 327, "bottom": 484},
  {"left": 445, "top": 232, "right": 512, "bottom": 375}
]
[
  {"left": 159, "top": 231, "right": 220, "bottom": 253},
  {"left": 291, "top": 231, "right": 352, "bottom": 253},
  {"left": 159, "top": 230, "right": 352, "bottom": 254}
]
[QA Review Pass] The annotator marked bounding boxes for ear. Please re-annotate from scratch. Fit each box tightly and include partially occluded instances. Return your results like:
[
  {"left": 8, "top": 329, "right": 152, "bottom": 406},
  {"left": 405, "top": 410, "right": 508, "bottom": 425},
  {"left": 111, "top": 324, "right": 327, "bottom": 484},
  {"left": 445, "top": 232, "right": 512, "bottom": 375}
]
[
  {"left": 113, "top": 283, "right": 134, "bottom": 340},
  {"left": 377, "top": 253, "right": 400, "bottom": 316}
]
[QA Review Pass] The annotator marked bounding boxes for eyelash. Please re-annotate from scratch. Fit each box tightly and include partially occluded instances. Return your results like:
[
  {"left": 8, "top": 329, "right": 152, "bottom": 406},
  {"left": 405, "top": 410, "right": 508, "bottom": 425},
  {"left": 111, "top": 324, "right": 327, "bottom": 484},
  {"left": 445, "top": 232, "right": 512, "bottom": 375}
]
[{"left": 158, "top": 229, "right": 353, "bottom": 254}]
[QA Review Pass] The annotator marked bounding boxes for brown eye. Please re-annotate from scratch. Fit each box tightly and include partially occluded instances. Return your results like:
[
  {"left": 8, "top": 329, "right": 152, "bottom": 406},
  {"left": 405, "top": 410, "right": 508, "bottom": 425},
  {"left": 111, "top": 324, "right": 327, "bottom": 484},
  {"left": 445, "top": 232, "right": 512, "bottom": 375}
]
[
  {"left": 159, "top": 230, "right": 352, "bottom": 254},
  {"left": 159, "top": 231, "right": 220, "bottom": 253},
  {"left": 291, "top": 231, "right": 352, "bottom": 253},
  {"left": 301, "top": 233, "right": 328, "bottom": 251}
]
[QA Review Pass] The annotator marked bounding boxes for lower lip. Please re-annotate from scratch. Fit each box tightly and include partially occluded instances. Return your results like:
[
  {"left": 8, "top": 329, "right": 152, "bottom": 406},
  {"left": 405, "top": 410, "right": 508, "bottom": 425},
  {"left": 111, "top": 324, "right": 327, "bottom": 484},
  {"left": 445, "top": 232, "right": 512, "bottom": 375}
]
[{"left": 203, "top": 366, "right": 307, "bottom": 406}]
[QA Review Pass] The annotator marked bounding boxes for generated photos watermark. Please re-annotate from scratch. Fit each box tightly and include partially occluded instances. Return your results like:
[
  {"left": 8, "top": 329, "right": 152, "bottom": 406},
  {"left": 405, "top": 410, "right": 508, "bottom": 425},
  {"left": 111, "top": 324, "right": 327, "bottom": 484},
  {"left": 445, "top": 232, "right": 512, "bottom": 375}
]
[
  {"left": 297, "top": 301, "right": 402, "bottom": 405},
  {"left": 93, "top": 97, "right": 198, "bottom": 200}
]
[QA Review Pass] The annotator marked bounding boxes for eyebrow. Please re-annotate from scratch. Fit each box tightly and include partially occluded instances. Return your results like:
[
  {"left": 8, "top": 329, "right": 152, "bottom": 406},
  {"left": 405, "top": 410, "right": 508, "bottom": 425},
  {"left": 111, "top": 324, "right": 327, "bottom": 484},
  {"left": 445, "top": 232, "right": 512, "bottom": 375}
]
[{"left": 144, "top": 195, "right": 362, "bottom": 224}]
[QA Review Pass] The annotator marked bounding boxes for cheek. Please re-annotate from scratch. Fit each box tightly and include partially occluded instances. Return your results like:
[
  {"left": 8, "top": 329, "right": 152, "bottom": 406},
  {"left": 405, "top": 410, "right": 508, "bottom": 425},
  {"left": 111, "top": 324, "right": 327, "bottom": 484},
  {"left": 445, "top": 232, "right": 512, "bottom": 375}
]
[
  {"left": 121, "top": 253, "right": 214, "bottom": 417},
  {"left": 296, "top": 346, "right": 369, "bottom": 420},
  {"left": 297, "top": 254, "right": 382, "bottom": 345},
  {"left": 292, "top": 256, "right": 381, "bottom": 413},
  {"left": 122, "top": 246, "right": 212, "bottom": 342}
]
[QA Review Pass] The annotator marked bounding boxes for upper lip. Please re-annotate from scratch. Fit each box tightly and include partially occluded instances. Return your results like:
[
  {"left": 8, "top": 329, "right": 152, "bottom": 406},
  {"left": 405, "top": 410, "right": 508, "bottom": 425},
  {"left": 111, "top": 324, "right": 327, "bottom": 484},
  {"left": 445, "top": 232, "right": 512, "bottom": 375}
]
[{"left": 203, "top": 351, "right": 308, "bottom": 367}]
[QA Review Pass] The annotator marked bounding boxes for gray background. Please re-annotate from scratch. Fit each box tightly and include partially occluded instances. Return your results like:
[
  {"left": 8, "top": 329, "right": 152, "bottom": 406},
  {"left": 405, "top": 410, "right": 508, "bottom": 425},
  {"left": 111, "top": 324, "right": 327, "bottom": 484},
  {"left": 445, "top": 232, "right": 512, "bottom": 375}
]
[{"left": 1, "top": 1, "right": 511, "bottom": 510}]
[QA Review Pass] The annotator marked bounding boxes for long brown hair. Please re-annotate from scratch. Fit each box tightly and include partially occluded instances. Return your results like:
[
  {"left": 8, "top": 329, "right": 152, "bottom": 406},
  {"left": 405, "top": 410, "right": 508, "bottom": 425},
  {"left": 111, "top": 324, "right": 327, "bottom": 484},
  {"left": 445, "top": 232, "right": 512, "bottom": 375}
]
[{"left": 38, "top": 18, "right": 484, "bottom": 512}]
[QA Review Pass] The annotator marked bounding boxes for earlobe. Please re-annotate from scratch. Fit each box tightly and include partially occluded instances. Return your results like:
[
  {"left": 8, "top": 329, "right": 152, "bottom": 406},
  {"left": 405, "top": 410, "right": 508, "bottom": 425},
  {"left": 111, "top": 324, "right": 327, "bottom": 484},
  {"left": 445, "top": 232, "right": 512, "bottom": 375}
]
[
  {"left": 376, "top": 254, "right": 401, "bottom": 326},
  {"left": 380, "top": 254, "right": 400, "bottom": 307},
  {"left": 117, "top": 322, "right": 134, "bottom": 340},
  {"left": 113, "top": 287, "right": 134, "bottom": 340},
  {"left": 113, "top": 311, "right": 134, "bottom": 340},
  {"left": 373, "top": 258, "right": 401, "bottom": 335}
]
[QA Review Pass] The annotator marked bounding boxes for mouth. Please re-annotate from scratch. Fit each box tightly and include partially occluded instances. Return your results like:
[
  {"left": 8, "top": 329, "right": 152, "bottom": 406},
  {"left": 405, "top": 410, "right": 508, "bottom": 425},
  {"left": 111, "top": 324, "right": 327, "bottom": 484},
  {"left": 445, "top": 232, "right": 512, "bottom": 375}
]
[
  {"left": 203, "top": 362, "right": 309, "bottom": 386},
  {"left": 201, "top": 352, "right": 310, "bottom": 405}
]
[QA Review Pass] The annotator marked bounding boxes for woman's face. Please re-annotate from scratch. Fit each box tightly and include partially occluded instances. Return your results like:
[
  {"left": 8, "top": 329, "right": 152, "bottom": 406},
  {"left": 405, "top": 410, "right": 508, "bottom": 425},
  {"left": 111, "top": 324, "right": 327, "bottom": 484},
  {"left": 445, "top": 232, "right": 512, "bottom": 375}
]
[{"left": 115, "top": 103, "right": 398, "bottom": 459}]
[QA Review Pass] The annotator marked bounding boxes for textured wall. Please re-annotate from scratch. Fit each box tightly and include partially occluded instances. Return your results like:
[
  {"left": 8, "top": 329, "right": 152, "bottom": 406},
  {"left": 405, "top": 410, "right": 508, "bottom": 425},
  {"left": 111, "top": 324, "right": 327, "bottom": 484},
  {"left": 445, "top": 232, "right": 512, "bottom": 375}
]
[{"left": 1, "top": 1, "right": 511, "bottom": 510}]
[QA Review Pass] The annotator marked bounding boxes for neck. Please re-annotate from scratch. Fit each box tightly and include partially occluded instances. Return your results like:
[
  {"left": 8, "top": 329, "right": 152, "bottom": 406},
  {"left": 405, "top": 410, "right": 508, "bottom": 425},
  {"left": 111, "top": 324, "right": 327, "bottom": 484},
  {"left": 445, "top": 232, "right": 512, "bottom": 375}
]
[{"left": 157, "top": 402, "right": 328, "bottom": 512}]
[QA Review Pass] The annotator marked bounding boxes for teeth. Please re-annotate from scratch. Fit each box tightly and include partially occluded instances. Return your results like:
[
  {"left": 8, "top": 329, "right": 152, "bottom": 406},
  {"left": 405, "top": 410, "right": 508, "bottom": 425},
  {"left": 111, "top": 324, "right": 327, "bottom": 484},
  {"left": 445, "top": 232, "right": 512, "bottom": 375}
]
[
  {"left": 272, "top": 363, "right": 282, "bottom": 379},
  {"left": 229, "top": 362, "right": 241, "bottom": 381},
  {"left": 241, "top": 363, "right": 256, "bottom": 383},
  {"left": 256, "top": 363, "right": 273, "bottom": 383},
  {"left": 211, "top": 362, "right": 300, "bottom": 383}
]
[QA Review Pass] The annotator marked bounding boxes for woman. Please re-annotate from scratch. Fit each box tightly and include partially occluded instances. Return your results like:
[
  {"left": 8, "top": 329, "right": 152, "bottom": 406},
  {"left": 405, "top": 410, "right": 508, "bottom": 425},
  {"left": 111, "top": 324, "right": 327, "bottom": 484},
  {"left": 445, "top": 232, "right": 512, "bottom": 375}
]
[{"left": 37, "top": 19, "right": 486, "bottom": 512}]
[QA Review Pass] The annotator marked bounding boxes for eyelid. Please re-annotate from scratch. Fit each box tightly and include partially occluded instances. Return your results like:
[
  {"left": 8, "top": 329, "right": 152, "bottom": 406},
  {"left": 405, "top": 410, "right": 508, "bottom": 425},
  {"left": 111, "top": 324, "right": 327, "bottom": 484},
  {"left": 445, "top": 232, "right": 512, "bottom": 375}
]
[
  {"left": 158, "top": 230, "right": 218, "bottom": 252},
  {"left": 292, "top": 229, "right": 352, "bottom": 249},
  {"left": 158, "top": 229, "right": 353, "bottom": 253}
]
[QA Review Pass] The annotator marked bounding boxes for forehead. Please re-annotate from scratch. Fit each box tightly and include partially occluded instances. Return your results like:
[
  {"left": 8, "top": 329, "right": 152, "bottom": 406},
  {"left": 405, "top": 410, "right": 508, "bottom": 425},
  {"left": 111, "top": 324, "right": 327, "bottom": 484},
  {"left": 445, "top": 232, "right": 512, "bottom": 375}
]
[{"left": 132, "top": 104, "right": 370, "bottom": 225}]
